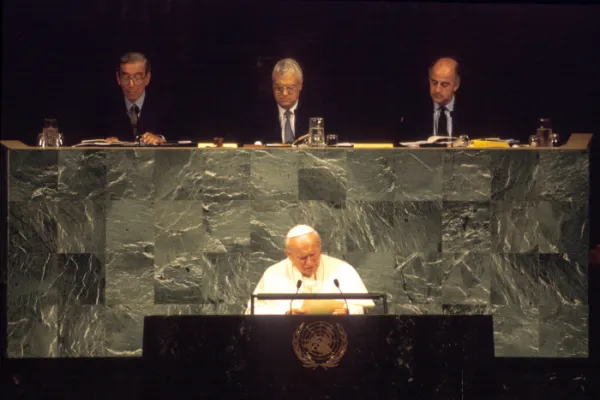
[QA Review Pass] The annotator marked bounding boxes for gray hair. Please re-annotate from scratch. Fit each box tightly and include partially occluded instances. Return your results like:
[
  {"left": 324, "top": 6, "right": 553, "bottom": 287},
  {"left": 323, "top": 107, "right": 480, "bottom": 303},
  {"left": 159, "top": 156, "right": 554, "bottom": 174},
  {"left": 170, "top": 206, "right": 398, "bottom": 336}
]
[
  {"left": 272, "top": 58, "right": 303, "bottom": 82},
  {"left": 119, "top": 52, "right": 151, "bottom": 74}
]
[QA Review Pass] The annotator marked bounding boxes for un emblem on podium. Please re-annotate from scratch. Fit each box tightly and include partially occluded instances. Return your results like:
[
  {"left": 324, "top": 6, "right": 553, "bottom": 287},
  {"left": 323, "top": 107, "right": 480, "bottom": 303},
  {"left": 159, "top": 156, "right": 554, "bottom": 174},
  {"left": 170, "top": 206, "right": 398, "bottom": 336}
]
[{"left": 292, "top": 321, "right": 348, "bottom": 369}]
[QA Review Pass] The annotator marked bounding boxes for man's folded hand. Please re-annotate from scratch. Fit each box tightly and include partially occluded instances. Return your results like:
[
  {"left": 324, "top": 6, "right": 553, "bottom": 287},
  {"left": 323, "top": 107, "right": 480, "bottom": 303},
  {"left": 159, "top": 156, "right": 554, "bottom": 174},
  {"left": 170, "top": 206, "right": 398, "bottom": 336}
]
[{"left": 141, "top": 132, "right": 165, "bottom": 145}]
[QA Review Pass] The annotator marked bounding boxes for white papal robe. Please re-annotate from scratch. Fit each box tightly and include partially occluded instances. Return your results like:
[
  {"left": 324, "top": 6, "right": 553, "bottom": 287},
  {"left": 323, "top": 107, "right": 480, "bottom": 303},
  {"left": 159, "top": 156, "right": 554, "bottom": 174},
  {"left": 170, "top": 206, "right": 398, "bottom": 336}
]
[{"left": 246, "top": 254, "right": 374, "bottom": 315}]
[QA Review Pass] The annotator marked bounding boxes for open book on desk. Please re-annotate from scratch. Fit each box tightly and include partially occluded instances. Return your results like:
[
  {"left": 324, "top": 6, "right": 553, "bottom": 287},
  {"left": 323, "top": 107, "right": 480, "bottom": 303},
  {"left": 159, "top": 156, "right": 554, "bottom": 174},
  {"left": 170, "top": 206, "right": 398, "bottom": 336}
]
[
  {"left": 399, "top": 135, "right": 456, "bottom": 147},
  {"left": 72, "top": 139, "right": 139, "bottom": 147}
]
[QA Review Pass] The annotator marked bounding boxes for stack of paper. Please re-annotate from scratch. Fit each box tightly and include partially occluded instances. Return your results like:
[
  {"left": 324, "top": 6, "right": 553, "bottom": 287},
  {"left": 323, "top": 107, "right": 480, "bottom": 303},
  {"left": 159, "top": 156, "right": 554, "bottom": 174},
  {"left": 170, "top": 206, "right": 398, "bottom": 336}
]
[{"left": 301, "top": 299, "right": 346, "bottom": 315}]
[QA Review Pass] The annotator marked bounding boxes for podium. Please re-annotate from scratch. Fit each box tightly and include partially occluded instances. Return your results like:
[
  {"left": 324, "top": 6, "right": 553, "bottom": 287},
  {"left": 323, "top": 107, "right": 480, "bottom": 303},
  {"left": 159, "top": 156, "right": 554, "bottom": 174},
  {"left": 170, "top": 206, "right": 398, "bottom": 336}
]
[{"left": 143, "top": 315, "right": 494, "bottom": 399}]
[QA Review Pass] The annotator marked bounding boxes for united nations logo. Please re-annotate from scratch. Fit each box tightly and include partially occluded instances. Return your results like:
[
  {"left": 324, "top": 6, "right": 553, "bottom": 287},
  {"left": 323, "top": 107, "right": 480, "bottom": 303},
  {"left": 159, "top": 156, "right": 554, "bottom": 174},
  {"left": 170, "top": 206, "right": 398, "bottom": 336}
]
[{"left": 292, "top": 321, "right": 348, "bottom": 369}]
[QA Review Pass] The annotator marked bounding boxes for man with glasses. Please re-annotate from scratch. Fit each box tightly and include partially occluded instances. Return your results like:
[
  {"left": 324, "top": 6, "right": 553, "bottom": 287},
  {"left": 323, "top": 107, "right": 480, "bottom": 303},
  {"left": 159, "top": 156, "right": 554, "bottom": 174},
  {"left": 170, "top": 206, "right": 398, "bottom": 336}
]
[
  {"left": 104, "top": 52, "right": 169, "bottom": 144},
  {"left": 259, "top": 58, "right": 310, "bottom": 144},
  {"left": 245, "top": 225, "right": 374, "bottom": 315}
]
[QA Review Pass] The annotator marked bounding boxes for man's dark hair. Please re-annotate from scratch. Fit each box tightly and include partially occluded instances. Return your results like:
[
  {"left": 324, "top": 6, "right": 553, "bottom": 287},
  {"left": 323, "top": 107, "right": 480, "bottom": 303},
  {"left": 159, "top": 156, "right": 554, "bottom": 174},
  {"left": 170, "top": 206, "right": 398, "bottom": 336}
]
[{"left": 119, "top": 52, "right": 151, "bottom": 74}]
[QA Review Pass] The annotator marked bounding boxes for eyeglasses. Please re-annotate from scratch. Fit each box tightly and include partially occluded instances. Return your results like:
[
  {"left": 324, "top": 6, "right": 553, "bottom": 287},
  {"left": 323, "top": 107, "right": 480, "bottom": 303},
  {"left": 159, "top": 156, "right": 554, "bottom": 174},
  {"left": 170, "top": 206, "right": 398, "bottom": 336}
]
[
  {"left": 119, "top": 73, "right": 147, "bottom": 85},
  {"left": 273, "top": 85, "right": 299, "bottom": 94}
]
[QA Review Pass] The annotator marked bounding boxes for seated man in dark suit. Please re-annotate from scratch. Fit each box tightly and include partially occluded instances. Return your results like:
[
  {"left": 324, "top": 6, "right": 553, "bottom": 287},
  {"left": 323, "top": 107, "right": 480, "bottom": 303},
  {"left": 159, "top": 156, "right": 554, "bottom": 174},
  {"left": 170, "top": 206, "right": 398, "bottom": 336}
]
[
  {"left": 258, "top": 58, "right": 311, "bottom": 144},
  {"left": 429, "top": 57, "right": 461, "bottom": 137},
  {"left": 105, "top": 52, "right": 169, "bottom": 144},
  {"left": 399, "top": 57, "right": 470, "bottom": 141}
]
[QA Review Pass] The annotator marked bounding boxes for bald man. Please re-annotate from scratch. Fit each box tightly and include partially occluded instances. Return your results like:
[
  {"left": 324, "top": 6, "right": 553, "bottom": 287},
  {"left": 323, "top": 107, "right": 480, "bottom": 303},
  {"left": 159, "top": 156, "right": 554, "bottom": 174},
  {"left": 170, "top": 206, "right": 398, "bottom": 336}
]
[
  {"left": 429, "top": 57, "right": 461, "bottom": 136},
  {"left": 246, "top": 225, "right": 373, "bottom": 315}
]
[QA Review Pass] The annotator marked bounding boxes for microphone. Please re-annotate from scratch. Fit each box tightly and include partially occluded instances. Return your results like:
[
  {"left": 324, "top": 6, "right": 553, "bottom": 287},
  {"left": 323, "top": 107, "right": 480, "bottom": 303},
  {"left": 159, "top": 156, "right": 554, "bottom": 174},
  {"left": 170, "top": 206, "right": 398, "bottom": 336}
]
[
  {"left": 333, "top": 279, "right": 350, "bottom": 314},
  {"left": 290, "top": 279, "right": 302, "bottom": 314}
]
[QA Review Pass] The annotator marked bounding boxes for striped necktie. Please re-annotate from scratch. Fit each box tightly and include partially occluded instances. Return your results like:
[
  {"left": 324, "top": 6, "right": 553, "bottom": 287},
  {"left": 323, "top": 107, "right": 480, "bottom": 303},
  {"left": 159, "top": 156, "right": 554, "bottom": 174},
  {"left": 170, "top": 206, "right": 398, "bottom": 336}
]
[{"left": 129, "top": 104, "right": 139, "bottom": 138}]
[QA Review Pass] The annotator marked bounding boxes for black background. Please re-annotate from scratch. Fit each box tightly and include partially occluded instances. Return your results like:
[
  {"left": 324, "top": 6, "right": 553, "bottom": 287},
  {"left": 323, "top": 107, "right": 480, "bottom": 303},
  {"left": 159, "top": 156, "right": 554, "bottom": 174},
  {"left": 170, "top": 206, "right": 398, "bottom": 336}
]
[{"left": 2, "top": 0, "right": 599, "bottom": 145}]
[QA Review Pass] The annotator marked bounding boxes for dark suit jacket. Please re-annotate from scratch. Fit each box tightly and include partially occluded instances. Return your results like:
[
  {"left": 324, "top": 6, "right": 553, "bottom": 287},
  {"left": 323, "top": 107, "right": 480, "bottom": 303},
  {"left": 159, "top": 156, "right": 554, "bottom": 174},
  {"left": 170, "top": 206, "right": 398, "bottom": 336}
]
[
  {"left": 253, "top": 102, "right": 313, "bottom": 144},
  {"left": 397, "top": 99, "right": 479, "bottom": 142},
  {"left": 234, "top": 91, "right": 327, "bottom": 145},
  {"left": 100, "top": 91, "right": 174, "bottom": 140}
]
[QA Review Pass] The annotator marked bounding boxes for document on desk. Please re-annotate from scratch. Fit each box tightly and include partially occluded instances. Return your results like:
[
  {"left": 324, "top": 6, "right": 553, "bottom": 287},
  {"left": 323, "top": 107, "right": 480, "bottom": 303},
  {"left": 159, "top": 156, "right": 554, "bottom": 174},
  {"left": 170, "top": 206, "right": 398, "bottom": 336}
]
[
  {"left": 399, "top": 135, "right": 455, "bottom": 147},
  {"left": 301, "top": 299, "right": 346, "bottom": 315},
  {"left": 72, "top": 139, "right": 139, "bottom": 146}
]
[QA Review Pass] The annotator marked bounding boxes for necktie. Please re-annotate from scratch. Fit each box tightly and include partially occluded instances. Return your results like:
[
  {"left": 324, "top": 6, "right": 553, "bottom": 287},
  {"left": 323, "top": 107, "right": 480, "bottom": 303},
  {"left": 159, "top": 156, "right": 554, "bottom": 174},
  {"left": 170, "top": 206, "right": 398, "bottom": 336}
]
[
  {"left": 438, "top": 106, "right": 448, "bottom": 136},
  {"left": 129, "top": 104, "right": 139, "bottom": 138},
  {"left": 283, "top": 110, "right": 294, "bottom": 143}
]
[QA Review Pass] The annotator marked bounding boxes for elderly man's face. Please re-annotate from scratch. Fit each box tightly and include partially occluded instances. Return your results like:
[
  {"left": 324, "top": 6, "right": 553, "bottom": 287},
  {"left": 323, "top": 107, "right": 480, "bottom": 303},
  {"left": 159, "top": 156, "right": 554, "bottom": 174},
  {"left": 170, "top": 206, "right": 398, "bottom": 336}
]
[
  {"left": 116, "top": 61, "right": 151, "bottom": 102},
  {"left": 429, "top": 62, "right": 459, "bottom": 106},
  {"left": 272, "top": 72, "right": 302, "bottom": 109},
  {"left": 285, "top": 232, "right": 322, "bottom": 277}
]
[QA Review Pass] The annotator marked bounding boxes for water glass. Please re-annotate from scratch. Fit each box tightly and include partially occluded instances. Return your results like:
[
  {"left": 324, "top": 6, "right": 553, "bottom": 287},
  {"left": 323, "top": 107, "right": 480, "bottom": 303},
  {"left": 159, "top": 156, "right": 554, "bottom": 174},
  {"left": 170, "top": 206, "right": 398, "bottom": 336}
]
[
  {"left": 308, "top": 117, "right": 325, "bottom": 146},
  {"left": 326, "top": 134, "right": 339, "bottom": 146},
  {"left": 528, "top": 135, "right": 540, "bottom": 147},
  {"left": 38, "top": 118, "right": 63, "bottom": 147}
]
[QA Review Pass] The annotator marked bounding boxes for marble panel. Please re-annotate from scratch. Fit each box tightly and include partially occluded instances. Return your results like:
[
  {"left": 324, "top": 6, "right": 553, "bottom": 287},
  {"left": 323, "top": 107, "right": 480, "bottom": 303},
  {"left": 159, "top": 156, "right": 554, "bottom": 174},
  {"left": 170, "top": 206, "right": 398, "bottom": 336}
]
[
  {"left": 537, "top": 150, "right": 589, "bottom": 203},
  {"left": 441, "top": 201, "right": 491, "bottom": 252},
  {"left": 443, "top": 149, "right": 492, "bottom": 201},
  {"left": 491, "top": 150, "right": 539, "bottom": 201},
  {"left": 250, "top": 200, "right": 301, "bottom": 254},
  {"left": 392, "top": 201, "right": 442, "bottom": 253},
  {"left": 105, "top": 149, "right": 155, "bottom": 200},
  {"left": 492, "top": 305, "right": 540, "bottom": 357},
  {"left": 154, "top": 149, "right": 204, "bottom": 200},
  {"left": 201, "top": 150, "right": 250, "bottom": 201},
  {"left": 55, "top": 199, "right": 106, "bottom": 253},
  {"left": 394, "top": 150, "right": 443, "bottom": 201},
  {"left": 9, "top": 199, "right": 58, "bottom": 254},
  {"left": 105, "top": 251, "right": 155, "bottom": 306},
  {"left": 347, "top": 150, "right": 396, "bottom": 201},
  {"left": 250, "top": 149, "right": 299, "bottom": 200},
  {"left": 7, "top": 253, "right": 60, "bottom": 358},
  {"left": 538, "top": 304, "right": 588, "bottom": 357},
  {"left": 345, "top": 201, "right": 395, "bottom": 252},
  {"left": 106, "top": 200, "right": 154, "bottom": 252},
  {"left": 154, "top": 200, "right": 206, "bottom": 254},
  {"left": 490, "top": 253, "right": 541, "bottom": 307},
  {"left": 201, "top": 200, "right": 251, "bottom": 252},
  {"left": 298, "top": 149, "right": 347, "bottom": 201},
  {"left": 154, "top": 251, "right": 255, "bottom": 308},
  {"left": 9, "top": 149, "right": 58, "bottom": 202},
  {"left": 55, "top": 253, "right": 105, "bottom": 305},
  {"left": 57, "top": 150, "right": 107, "bottom": 201}
]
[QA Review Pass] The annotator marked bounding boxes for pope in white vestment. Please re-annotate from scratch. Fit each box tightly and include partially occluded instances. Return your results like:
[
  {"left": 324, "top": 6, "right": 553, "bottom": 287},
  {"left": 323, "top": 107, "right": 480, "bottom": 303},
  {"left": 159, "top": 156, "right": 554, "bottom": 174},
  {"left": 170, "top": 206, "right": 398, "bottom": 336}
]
[{"left": 246, "top": 225, "right": 374, "bottom": 315}]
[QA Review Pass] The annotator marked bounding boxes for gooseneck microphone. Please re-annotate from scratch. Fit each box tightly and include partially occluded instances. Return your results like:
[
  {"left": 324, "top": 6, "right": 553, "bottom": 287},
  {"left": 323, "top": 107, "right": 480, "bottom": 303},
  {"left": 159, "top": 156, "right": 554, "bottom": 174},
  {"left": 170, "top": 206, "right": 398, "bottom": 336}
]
[
  {"left": 333, "top": 279, "right": 350, "bottom": 314},
  {"left": 290, "top": 279, "right": 302, "bottom": 314}
]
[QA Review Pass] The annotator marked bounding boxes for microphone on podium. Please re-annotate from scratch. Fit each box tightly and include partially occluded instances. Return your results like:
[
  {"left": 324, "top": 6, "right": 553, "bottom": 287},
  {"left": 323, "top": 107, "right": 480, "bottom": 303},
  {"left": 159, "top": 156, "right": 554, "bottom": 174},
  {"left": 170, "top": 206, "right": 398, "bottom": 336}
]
[
  {"left": 333, "top": 279, "right": 350, "bottom": 314},
  {"left": 290, "top": 279, "right": 302, "bottom": 314}
]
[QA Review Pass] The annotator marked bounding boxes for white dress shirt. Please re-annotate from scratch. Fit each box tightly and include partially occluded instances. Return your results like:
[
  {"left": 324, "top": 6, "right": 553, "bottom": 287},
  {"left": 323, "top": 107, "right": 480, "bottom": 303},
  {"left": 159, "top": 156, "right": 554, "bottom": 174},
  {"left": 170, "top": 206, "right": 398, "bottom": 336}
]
[
  {"left": 277, "top": 101, "right": 299, "bottom": 143},
  {"left": 433, "top": 96, "right": 455, "bottom": 136},
  {"left": 246, "top": 254, "right": 374, "bottom": 315}
]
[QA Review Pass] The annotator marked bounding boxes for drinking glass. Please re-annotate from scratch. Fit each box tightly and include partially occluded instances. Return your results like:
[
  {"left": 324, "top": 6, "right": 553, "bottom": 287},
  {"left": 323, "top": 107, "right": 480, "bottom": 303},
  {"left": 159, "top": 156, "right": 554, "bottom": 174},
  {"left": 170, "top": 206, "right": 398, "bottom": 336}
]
[
  {"left": 529, "top": 135, "right": 540, "bottom": 147},
  {"left": 38, "top": 118, "right": 63, "bottom": 147},
  {"left": 326, "top": 134, "right": 339, "bottom": 146},
  {"left": 536, "top": 117, "right": 552, "bottom": 147},
  {"left": 308, "top": 117, "right": 325, "bottom": 146}
]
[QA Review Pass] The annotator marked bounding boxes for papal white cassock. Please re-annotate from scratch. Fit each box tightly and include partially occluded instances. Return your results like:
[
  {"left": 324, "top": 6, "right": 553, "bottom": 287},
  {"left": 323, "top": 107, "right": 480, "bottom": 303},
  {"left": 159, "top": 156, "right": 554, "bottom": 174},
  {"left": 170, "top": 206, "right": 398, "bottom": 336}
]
[{"left": 246, "top": 254, "right": 375, "bottom": 315}]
